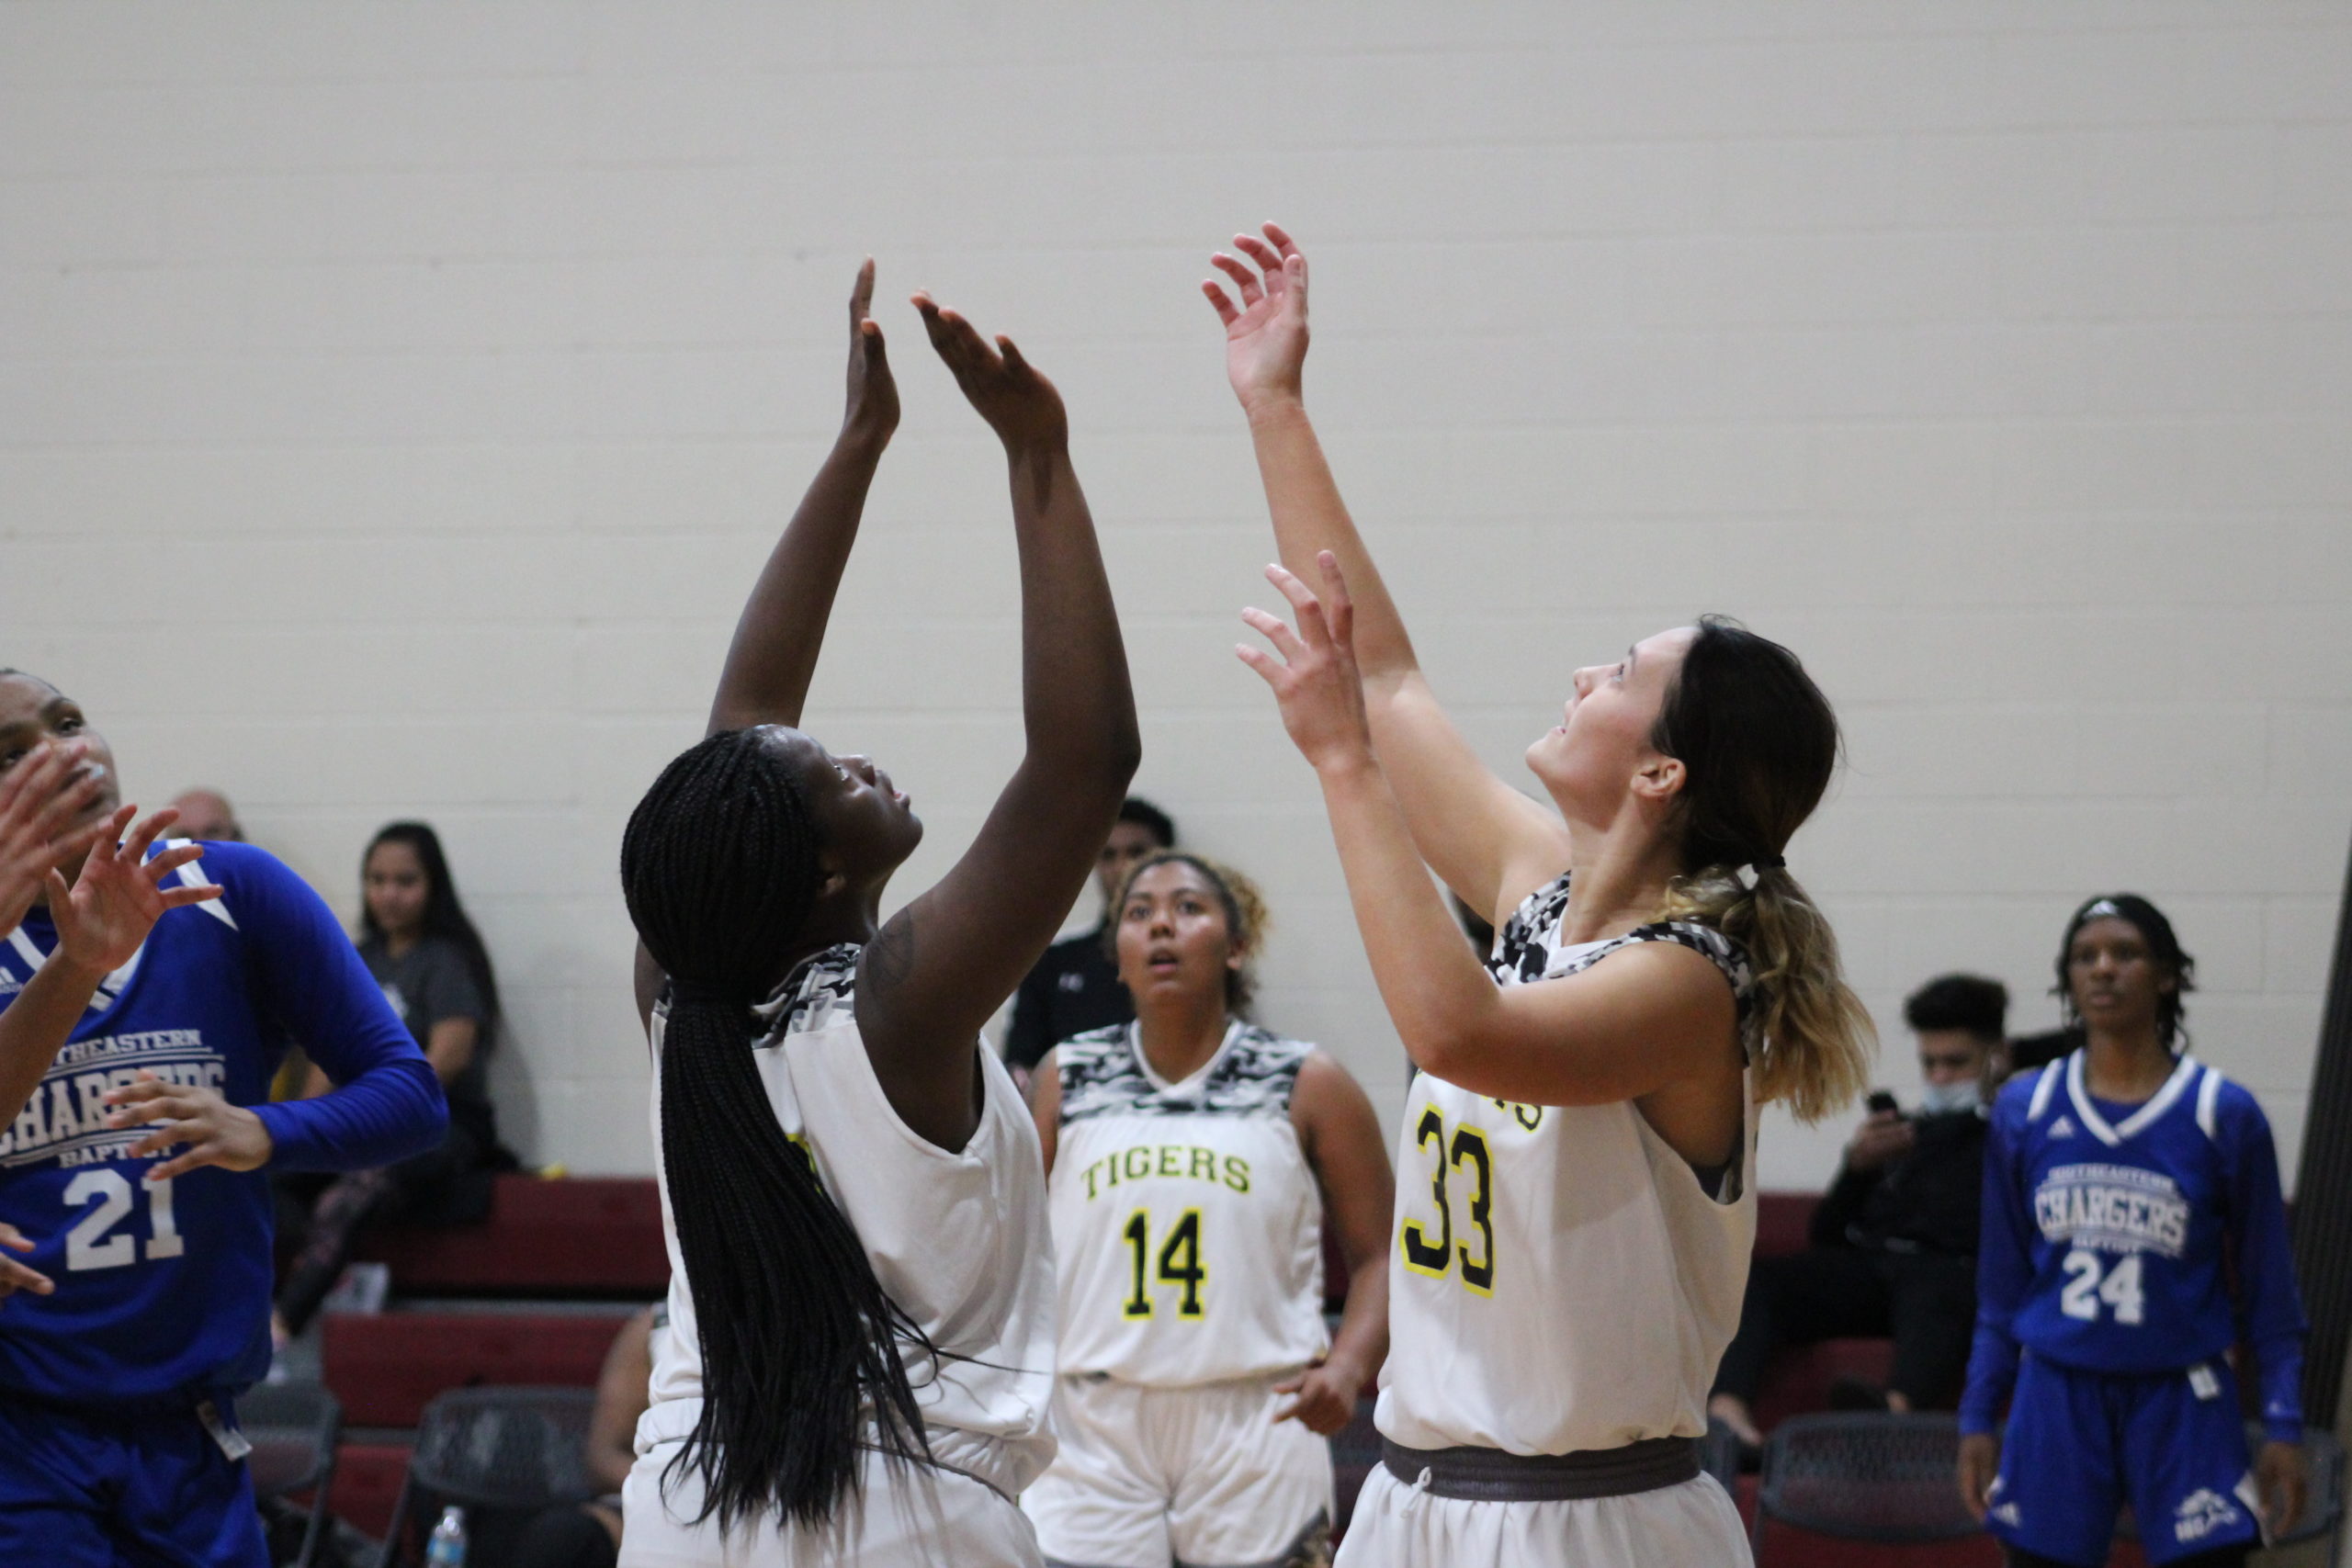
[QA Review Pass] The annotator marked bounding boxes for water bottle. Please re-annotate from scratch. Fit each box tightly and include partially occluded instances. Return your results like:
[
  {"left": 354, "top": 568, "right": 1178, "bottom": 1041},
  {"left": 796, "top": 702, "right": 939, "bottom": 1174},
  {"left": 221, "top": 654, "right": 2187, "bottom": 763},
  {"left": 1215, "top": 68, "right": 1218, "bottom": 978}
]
[{"left": 424, "top": 1505, "right": 467, "bottom": 1567}]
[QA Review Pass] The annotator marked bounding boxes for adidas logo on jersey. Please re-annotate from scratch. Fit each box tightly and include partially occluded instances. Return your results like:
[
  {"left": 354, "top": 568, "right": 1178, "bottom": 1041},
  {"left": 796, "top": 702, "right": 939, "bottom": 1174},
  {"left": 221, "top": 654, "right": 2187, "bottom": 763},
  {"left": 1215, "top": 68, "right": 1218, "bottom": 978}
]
[
  {"left": 2173, "top": 1488, "right": 2243, "bottom": 1543},
  {"left": 2048, "top": 1115, "right": 2075, "bottom": 1139},
  {"left": 0, "top": 969, "right": 20, "bottom": 996}
]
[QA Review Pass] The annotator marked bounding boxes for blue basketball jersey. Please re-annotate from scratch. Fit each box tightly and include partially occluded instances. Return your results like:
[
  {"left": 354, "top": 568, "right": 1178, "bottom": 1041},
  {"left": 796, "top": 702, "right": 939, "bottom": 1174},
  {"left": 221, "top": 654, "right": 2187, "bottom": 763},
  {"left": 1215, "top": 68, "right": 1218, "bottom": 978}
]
[
  {"left": 0, "top": 840, "right": 444, "bottom": 1410},
  {"left": 1962, "top": 1050, "right": 2306, "bottom": 1443}
]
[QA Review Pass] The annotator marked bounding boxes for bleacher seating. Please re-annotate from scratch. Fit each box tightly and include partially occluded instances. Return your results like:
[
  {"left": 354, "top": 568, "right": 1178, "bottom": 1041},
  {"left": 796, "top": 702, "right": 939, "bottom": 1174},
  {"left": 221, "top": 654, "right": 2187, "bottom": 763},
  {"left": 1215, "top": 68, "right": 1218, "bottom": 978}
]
[
  {"left": 314, "top": 1179, "right": 2029, "bottom": 1563},
  {"left": 348, "top": 1175, "right": 667, "bottom": 1297},
  {"left": 324, "top": 1309, "right": 638, "bottom": 1427}
]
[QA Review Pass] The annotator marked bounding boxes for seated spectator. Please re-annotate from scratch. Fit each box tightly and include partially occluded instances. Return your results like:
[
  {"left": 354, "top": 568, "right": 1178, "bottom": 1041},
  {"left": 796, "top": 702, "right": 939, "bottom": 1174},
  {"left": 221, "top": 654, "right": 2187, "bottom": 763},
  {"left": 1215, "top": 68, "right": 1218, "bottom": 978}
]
[
  {"left": 1709, "top": 972, "right": 2009, "bottom": 1450},
  {"left": 1001, "top": 796, "right": 1175, "bottom": 1082},
  {"left": 273, "top": 822, "right": 511, "bottom": 1340},
  {"left": 507, "top": 1304, "right": 659, "bottom": 1568},
  {"left": 167, "top": 786, "right": 244, "bottom": 842}
]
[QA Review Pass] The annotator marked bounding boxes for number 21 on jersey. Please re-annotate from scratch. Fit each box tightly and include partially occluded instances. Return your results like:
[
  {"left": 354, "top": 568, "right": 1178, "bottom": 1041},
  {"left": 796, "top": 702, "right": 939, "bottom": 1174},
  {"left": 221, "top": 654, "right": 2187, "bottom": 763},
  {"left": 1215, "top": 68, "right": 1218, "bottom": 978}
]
[
  {"left": 62, "top": 1168, "right": 183, "bottom": 1270},
  {"left": 1399, "top": 1106, "right": 1495, "bottom": 1296}
]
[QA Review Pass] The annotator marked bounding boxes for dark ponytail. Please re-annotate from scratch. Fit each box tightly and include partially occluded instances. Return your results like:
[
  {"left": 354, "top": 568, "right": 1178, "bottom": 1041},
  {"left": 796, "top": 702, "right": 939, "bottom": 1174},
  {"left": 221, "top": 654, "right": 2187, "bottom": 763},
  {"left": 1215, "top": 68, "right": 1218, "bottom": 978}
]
[{"left": 620, "top": 728, "right": 933, "bottom": 1530}]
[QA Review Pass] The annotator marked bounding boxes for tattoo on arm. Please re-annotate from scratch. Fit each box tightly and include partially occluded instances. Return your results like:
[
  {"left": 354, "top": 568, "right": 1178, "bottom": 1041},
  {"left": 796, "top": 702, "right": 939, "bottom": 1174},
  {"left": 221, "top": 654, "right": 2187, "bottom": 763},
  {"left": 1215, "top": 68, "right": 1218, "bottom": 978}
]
[{"left": 865, "top": 918, "right": 915, "bottom": 993}]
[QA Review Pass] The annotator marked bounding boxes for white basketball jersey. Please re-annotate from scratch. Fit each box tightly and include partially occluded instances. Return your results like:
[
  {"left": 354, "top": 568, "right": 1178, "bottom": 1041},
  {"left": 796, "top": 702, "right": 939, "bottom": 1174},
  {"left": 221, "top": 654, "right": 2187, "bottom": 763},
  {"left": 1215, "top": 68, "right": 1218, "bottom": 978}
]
[
  {"left": 639, "top": 944, "right": 1057, "bottom": 1497},
  {"left": 1050, "top": 1021, "right": 1329, "bottom": 1387},
  {"left": 1377, "top": 873, "right": 1758, "bottom": 1457}
]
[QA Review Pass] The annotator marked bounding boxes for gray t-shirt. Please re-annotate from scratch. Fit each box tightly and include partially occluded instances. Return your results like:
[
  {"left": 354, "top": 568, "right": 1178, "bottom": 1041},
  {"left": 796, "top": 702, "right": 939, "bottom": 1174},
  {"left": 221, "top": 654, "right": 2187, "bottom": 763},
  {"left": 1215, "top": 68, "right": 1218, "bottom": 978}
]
[{"left": 357, "top": 933, "right": 494, "bottom": 1145}]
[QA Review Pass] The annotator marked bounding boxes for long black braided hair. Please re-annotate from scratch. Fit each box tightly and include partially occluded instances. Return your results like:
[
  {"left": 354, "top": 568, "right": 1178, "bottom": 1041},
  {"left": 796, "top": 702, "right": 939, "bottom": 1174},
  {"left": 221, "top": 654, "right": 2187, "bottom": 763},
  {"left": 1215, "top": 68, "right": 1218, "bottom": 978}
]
[{"left": 619, "top": 727, "right": 936, "bottom": 1530}]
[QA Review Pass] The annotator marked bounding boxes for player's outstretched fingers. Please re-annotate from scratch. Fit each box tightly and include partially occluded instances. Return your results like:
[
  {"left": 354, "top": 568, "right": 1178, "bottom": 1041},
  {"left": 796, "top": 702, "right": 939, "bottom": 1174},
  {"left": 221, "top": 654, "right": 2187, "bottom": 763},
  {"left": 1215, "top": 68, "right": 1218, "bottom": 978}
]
[
  {"left": 1263, "top": 563, "right": 1334, "bottom": 650},
  {"left": 0, "top": 1224, "right": 53, "bottom": 1303},
  {"left": 1210, "top": 251, "right": 1263, "bottom": 307},
  {"left": 1201, "top": 277, "right": 1241, "bottom": 326},
  {"left": 1232, "top": 232, "right": 1285, "bottom": 284},
  {"left": 849, "top": 255, "right": 876, "bottom": 326},
  {"left": 1239, "top": 604, "right": 1307, "bottom": 664},
  {"left": 106, "top": 1076, "right": 273, "bottom": 1179},
  {"left": 115, "top": 804, "right": 180, "bottom": 868}
]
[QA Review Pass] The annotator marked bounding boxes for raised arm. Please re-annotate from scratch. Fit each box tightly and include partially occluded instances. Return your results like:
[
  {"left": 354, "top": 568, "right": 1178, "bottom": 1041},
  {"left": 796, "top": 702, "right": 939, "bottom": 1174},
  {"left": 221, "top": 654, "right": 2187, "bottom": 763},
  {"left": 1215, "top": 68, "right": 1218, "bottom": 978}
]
[
  {"left": 1240, "top": 559, "right": 1736, "bottom": 1139},
  {"left": 854, "top": 300, "right": 1139, "bottom": 1149},
  {"left": 1205, "top": 223, "right": 1568, "bottom": 923},
  {"left": 706, "top": 259, "right": 900, "bottom": 736},
  {"left": 635, "top": 263, "right": 902, "bottom": 1030}
]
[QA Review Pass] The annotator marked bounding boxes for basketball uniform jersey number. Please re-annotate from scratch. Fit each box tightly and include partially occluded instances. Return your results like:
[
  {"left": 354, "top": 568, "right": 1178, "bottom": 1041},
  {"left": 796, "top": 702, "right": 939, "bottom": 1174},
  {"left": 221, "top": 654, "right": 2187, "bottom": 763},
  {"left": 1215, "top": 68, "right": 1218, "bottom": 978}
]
[
  {"left": 1051, "top": 1021, "right": 1329, "bottom": 1386},
  {"left": 1399, "top": 1105, "right": 1498, "bottom": 1295}
]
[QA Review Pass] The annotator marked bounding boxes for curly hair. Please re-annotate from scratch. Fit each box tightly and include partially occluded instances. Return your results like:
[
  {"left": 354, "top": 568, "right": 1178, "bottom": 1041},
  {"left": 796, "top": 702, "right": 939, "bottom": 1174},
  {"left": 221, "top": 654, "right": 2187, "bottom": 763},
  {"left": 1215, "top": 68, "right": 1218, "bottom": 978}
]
[{"left": 1108, "top": 851, "right": 1271, "bottom": 1019}]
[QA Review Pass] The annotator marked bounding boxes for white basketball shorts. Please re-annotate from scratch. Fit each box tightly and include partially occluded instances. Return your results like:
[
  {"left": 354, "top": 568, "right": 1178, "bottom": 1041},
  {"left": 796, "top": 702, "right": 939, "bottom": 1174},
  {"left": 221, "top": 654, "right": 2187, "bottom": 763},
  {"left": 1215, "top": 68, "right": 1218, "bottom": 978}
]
[
  {"left": 1023, "top": 1373, "right": 1334, "bottom": 1568},
  {"left": 619, "top": 1438, "right": 1044, "bottom": 1568},
  {"left": 1333, "top": 1462, "right": 1749, "bottom": 1568}
]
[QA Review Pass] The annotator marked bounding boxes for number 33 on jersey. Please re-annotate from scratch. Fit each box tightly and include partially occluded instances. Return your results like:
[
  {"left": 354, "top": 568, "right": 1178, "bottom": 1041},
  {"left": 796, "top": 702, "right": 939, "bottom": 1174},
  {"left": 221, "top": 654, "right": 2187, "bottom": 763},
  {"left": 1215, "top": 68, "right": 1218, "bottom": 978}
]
[{"left": 1398, "top": 1103, "right": 1524, "bottom": 1295}]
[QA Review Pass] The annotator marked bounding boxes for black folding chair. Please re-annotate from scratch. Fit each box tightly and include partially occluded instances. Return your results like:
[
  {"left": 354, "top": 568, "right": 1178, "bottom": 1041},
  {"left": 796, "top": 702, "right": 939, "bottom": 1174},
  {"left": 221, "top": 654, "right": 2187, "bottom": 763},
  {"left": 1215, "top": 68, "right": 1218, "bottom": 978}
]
[
  {"left": 239, "top": 1381, "right": 344, "bottom": 1568},
  {"left": 1700, "top": 1416, "right": 1745, "bottom": 1493},
  {"left": 1751, "top": 1412, "right": 1982, "bottom": 1560},
  {"left": 374, "top": 1386, "right": 599, "bottom": 1568}
]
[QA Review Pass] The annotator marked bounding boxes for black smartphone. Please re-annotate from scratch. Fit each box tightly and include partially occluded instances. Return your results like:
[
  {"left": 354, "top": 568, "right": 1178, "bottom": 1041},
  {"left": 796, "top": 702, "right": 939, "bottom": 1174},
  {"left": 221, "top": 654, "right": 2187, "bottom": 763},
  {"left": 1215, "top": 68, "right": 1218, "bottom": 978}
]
[{"left": 1865, "top": 1089, "right": 1900, "bottom": 1116}]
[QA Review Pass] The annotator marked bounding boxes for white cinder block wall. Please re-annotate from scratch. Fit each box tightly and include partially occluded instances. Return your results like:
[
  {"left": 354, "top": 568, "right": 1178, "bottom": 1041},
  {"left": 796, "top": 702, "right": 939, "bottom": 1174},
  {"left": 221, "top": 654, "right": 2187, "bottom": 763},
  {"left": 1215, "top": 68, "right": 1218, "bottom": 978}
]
[{"left": 3, "top": 3, "right": 2346, "bottom": 1189}]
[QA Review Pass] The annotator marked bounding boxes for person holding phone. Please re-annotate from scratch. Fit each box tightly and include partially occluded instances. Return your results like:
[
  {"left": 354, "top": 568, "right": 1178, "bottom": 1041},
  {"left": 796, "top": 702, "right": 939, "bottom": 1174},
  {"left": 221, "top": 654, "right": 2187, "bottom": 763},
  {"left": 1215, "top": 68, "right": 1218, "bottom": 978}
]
[{"left": 1710, "top": 975, "right": 2008, "bottom": 1450}]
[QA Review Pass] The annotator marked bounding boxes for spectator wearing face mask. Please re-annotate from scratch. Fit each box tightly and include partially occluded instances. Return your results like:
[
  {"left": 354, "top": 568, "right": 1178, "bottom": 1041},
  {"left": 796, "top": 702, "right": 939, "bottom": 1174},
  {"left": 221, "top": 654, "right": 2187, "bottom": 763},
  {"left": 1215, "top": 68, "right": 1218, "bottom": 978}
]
[{"left": 1709, "top": 974, "right": 2009, "bottom": 1449}]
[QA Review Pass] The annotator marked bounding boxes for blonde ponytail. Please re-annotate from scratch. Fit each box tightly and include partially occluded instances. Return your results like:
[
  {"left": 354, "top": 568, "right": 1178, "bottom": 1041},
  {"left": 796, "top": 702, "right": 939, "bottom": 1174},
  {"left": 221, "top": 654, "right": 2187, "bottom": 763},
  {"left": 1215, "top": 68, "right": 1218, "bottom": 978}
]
[
  {"left": 1648, "top": 615, "right": 1877, "bottom": 1122},
  {"left": 1657, "top": 863, "right": 1874, "bottom": 1122}
]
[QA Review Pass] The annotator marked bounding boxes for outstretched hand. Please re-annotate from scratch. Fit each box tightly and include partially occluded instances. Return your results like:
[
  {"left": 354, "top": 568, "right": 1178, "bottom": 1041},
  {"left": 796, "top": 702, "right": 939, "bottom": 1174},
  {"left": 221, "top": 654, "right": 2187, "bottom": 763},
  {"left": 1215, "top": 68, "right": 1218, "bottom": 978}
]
[
  {"left": 0, "top": 1222, "right": 52, "bottom": 1308},
  {"left": 103, "top": 1069, "right": 273, "bottom": 1181},
  {"left": 1238, "top": 551, "right": 1374, "bottom": 773},
  {"left": 1202, "top": 220, "right": 1309, "bottom": 414},
  {"left": 842, "top": 258, "right": 899, "bottom": 445},
  {"left": 0, "top": 739, "right": 108, "bottom": 936},
  {"left": 912, "top": 292, "right": 1068, "bottom": 454},
  {"left": 49, "top": 805, "right": 221, "bottom": 978}
]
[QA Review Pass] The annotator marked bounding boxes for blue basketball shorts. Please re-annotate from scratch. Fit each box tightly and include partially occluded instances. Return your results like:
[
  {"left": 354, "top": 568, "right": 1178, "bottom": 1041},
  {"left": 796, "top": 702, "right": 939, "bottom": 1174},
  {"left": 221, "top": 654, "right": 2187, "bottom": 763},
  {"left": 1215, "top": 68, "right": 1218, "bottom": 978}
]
[
  {"left": 1984, "top": 1351, "right": 2259, "bottom": 1567},
  {"left": 0, "top": 1392, "right": 268, "bottom": 1568}
]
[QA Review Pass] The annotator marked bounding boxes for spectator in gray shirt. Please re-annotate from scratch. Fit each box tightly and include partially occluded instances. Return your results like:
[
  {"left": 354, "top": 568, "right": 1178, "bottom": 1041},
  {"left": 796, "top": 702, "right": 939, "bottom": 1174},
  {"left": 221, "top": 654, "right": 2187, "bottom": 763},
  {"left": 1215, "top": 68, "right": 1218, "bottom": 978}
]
[{"left": 274, "top": 821, "right": 511, "bottom": 1340}]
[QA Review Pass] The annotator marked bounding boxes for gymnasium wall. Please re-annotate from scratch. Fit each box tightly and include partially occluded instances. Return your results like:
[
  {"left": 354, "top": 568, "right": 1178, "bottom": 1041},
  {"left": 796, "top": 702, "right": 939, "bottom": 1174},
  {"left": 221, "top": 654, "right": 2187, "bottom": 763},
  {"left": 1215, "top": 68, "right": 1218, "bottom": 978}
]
[{"left": 3, "top": 3, "right": 2346, "bottom": 1188}]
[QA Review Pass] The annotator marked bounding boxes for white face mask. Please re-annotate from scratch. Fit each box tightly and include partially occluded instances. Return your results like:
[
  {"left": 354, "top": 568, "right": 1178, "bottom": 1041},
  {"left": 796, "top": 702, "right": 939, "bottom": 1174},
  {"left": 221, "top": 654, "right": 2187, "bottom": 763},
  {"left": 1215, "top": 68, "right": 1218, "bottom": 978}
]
[{"left": 1917, "top": 1078, "right": 1982, "bottom": 1116}]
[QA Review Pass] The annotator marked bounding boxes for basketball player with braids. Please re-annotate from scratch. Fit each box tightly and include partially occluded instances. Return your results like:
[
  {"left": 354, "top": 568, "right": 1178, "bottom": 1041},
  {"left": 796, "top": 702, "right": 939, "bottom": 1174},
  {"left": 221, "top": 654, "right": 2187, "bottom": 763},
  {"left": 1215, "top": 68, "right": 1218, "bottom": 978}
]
[
  {"left": 1023, "top": 852, "right": 1393, "bottom": 1568},
  {"left": 1960, "top": 896, "right": 2306, "bottom": 1568},
  {"left": 616, "top": 262, "right": 1137, "bottom": 1566},
  {"left": 1206, "top": 223, "right": 1874, "bottom": 1566}
]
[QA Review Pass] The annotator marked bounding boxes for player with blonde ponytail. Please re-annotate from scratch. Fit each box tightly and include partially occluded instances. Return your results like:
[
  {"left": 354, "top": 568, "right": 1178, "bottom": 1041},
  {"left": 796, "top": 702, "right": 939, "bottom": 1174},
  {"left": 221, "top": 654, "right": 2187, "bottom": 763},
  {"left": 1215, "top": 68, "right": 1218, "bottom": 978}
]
[{"left": 1205, "top": 223, "right": 1871, "bottom": 1568}]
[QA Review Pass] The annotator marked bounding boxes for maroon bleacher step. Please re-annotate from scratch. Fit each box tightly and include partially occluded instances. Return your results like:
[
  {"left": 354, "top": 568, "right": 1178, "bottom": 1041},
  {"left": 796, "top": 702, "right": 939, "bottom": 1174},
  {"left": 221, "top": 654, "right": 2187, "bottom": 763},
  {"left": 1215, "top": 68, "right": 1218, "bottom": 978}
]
[
  {"left": 349, "top": 1175, "right": 668, "bottom": 1298},
  {"left": 322, "top": 1309, "right": 628, "bottom": 1427}
]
